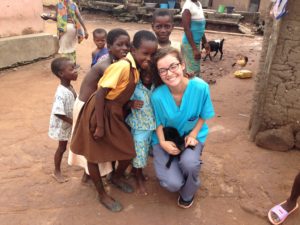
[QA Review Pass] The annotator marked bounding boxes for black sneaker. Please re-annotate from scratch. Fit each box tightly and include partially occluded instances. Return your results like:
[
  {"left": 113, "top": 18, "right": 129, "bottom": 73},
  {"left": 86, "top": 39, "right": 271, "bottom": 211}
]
[{"left": 177, "top": 195, "right": 194, "bottom": 209}]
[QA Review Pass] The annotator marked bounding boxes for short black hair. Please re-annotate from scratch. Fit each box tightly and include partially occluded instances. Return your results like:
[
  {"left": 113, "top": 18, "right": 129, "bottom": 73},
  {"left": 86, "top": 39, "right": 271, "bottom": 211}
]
[
  {"left": 132, "top": 30, "right": 157, "bottom": 49},
  {"left": 152, "top": 9, "right": 174, "bottom": 23},
  {"left": 93, "top": 28, "right": 107, "bottom": 38},
  {"left": 106, "top": 28, "right": 130, "bottom": 46},
  {"left": 51, "top": 57, "right": 70, "bottom": 77}
]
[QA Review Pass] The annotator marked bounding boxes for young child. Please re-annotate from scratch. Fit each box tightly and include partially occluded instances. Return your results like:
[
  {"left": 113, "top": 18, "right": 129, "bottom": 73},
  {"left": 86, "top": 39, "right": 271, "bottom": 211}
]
[
  {"left": 68, "top": 28, "right": 131, "bottom": 183},
  {"left": 71, "top": 30, "right": 158, "bottom": 212},
  {"left": 125, "top": 68, "right": 156, "bottom": 195},
  {"left": 91, "top": 28, "right": 109, "bottom": 66},
  {"left": 49, "top": 57, "right": 78, "bottom": 183},
  {"left": 152, "top": 9, "right": 181, "bottom": 50}
]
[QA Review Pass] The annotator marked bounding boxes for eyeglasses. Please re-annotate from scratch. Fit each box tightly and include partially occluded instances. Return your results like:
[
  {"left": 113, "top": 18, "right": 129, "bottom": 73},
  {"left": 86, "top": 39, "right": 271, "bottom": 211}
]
[{"left": 158, "top": 63, "right": 180, "bottom": 77}]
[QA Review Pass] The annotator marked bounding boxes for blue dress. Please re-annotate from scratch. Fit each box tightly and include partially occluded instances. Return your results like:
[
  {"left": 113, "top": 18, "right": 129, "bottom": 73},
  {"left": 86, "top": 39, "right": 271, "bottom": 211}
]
[{"left": 126, "top": 81, "right": 156, "bottom": 168}]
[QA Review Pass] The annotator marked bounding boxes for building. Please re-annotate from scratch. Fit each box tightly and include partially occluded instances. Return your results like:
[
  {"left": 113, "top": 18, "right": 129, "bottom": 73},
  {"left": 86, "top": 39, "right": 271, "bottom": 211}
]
[{"left": 0, "top": 0, "right": 57, "bottom": 69}]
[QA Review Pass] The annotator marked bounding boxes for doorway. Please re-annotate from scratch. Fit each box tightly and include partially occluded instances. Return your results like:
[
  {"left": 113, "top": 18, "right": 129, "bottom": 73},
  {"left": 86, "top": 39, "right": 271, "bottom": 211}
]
[{"left": 249, "top": 0, "right": 260, "bottom": 12}]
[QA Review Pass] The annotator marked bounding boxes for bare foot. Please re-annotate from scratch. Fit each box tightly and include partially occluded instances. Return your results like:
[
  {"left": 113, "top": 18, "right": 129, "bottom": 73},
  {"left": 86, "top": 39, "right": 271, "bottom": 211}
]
[
  {"left": 129, "top": 168, "right": 149, "bottom": 181},
  {"left": 81, "top": 172, "right": 94, "bottom": 186},
  {"left": 51, "top": 171, "right": 68, "bottom": 183},
  {"left": 98, "top": 193, "right": 123, "bottom": 212},
  {"left": 136, "top": 178, "right": 148, "bottom": 196},
  {"left": 111, "top": 176, "right": 134, "bottom": 193},
  {"left": 141, "top": 172, "right": 149, "bottom": 182}
]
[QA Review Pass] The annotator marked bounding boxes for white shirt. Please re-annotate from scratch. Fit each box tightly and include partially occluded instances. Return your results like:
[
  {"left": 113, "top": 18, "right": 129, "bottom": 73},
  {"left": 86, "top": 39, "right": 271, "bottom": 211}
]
[
  {"left": 181, "top": 0, "right": 205, "bottom": 21},
  {"left": 48, "top": 85, "right": 75, "bottom": 141}
]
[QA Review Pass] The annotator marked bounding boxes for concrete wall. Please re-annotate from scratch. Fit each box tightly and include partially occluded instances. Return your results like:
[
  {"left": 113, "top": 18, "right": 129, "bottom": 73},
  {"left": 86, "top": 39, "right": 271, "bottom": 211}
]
[
  {"left": 0, "top": 0, "right": 44, "bottom": 38},
  {"left": 0, "top": 33, "right": 58, "bottom": 69},
  {"left": 210, "top": 0, "right": 269, "bottom": 15},
  {"left": 211, "top": 0, "right": 249, "bottom": 11}
]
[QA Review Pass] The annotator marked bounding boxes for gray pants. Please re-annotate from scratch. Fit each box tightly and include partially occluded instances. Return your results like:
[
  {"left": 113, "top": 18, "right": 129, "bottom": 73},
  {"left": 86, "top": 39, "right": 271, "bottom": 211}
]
[{"left": 153, "top": 143, "right": 203, "bottom": 201}]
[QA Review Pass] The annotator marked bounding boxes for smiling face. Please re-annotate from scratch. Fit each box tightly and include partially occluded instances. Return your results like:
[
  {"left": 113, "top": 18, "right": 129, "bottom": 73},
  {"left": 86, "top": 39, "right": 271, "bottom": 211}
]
[
  {"left": 59, "top": 61, "right": 78, "bottom": 81},
  {"left": 93, "top": 32, "right": 106, "bottom": 50},
  {"left": 156, "top": 54, "right": 185, "bottom": 87},
  {"left": 132, "top": 40, "right": 158, "bottom": 70},
  {"left": 108, "top": 34, "right": 130, "bottom": 60},
  {"left": 152, "top": 15, "right": 174, "bottom": 44},
  {"left": 141, "top": 69, "right": 153, "bottom": 86}
]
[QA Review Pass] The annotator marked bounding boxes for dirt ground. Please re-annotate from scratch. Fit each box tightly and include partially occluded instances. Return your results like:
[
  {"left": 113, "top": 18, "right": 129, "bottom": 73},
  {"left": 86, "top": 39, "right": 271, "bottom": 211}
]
[{"left": 0, "top": 12, "right": 299, "bottom": 225}]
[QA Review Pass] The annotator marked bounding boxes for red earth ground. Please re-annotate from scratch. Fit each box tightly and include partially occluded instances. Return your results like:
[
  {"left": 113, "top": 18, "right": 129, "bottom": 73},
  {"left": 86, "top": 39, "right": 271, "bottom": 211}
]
[{"left": 0, "top": 12, "right": 299, "bottom": 225}]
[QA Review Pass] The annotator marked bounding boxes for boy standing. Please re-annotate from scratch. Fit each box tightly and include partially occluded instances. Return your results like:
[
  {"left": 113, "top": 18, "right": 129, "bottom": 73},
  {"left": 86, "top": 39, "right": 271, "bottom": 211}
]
[
  {"left": 151, "top": 9, "right": 181, "bottom": 50},
  {"left": 49, "top": 57, "right": 78, "bottom": 183}
]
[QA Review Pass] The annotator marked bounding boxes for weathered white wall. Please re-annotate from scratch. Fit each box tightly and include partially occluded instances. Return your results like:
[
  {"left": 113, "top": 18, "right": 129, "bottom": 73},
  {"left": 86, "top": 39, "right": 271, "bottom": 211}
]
[
  {"left": 0, "top": 0, "right": 44, "bottom": 38},
  {"left": 43, "top": 0, "right": 58, "bottom": 6}
]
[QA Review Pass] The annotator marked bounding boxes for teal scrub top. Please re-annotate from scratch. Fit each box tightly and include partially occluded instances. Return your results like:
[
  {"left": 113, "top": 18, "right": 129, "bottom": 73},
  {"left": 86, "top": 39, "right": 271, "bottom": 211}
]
[{"left": 151, "top": 77, "right": 215, "bottom": 145}]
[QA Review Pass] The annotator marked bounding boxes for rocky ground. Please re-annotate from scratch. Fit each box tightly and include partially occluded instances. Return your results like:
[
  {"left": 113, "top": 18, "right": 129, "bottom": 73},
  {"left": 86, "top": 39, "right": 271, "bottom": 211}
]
[{"left": 0, "top": 12, "right": 299, "bottom": 225}]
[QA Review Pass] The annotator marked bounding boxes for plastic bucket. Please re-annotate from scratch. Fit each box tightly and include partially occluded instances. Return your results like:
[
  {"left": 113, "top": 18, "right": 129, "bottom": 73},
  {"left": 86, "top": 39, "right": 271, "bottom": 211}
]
[
  {"left": 217, "top": 5, "right": 225, "bottom": 13},
  {"left": 226, "top": 6, "right": 235, "bottom": 14},
  {"left": 160, "top": 3, "right": 168, "bottom": 9},
  {"left": 168, "top": 1, "right": 176, "bottom": 9}
]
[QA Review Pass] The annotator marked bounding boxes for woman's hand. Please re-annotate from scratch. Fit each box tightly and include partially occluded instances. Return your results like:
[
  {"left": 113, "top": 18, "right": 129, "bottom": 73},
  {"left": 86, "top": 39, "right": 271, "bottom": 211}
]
[
  {"left": 131, "top": 100, "right": 144, "bottom": 109},
  {"left": 160, "top": 141, "right": 181, "bottom": 155},
  {"left": 184, "top": 135, "right": 199, "bottom": 148},
  {"left": 204, "top": 42, "right": 211, "bottom": 54},
  {"left": 84, "top": 31, "right": 89, "bottom": 39},
  {"left": 192, "top": 48, "right": 201, "bottom": 60},
  {"left": 93, "top": 126, "right": 104, "bottom": 140}
]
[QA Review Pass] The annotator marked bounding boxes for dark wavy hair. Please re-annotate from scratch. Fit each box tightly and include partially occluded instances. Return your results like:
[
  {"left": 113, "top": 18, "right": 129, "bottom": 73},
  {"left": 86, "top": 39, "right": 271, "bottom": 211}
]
[{"left": 153, "top": 47, "right": 183, "bottom": 87}]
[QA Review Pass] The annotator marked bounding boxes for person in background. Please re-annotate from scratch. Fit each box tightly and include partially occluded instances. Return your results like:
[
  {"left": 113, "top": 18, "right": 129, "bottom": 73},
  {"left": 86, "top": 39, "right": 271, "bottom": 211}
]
[
  {"left": 91, "top": 28, "right": 108, "bottom": 67},
  {"left": 181, "top": 0, "right": 209, "bottom": 77},
  {"left": 41, "top": 0, "right": 88, "bottom": 64},
  {"left": 151, "top": 9, "right": 180, "bottom": 50}
]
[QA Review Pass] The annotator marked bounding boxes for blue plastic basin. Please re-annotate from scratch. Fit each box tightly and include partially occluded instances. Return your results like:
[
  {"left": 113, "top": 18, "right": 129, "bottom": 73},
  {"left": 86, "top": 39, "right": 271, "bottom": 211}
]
[{"left": 160, "top": 3, "right": 168, "bottom": 8}]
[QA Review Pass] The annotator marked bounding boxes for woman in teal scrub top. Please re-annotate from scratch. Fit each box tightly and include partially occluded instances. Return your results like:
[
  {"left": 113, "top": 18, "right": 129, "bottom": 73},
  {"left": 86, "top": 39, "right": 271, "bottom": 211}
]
[{"left": 151, "top": 47, "right": 214, "bottom": 208}]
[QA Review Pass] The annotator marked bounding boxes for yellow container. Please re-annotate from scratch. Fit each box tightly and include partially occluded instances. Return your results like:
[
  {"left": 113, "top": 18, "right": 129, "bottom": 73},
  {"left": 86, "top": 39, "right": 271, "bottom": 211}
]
[{"left": 234, "top": 70, "right": 253, "bottom": 79}]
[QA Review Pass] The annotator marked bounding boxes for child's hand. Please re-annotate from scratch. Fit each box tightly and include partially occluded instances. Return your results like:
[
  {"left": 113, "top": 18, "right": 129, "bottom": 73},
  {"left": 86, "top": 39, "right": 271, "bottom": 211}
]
[
  {"left": 84, "top": 31, "right": 89, "bottom": 39},
  {"left": 160, "top": 141, "right": 180, "bottom": 155},
  {"left": 40, "top": 13, "right": 50, "bottom": 20},
  {"left": 131, "top": 100, "right": 144, "bottom": 109},
  {"left": 93, "top": 126, "right": 104, "bottom": 140},
  {"left": 184, "top": 135, "right": 198, "bottom": 148}
]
